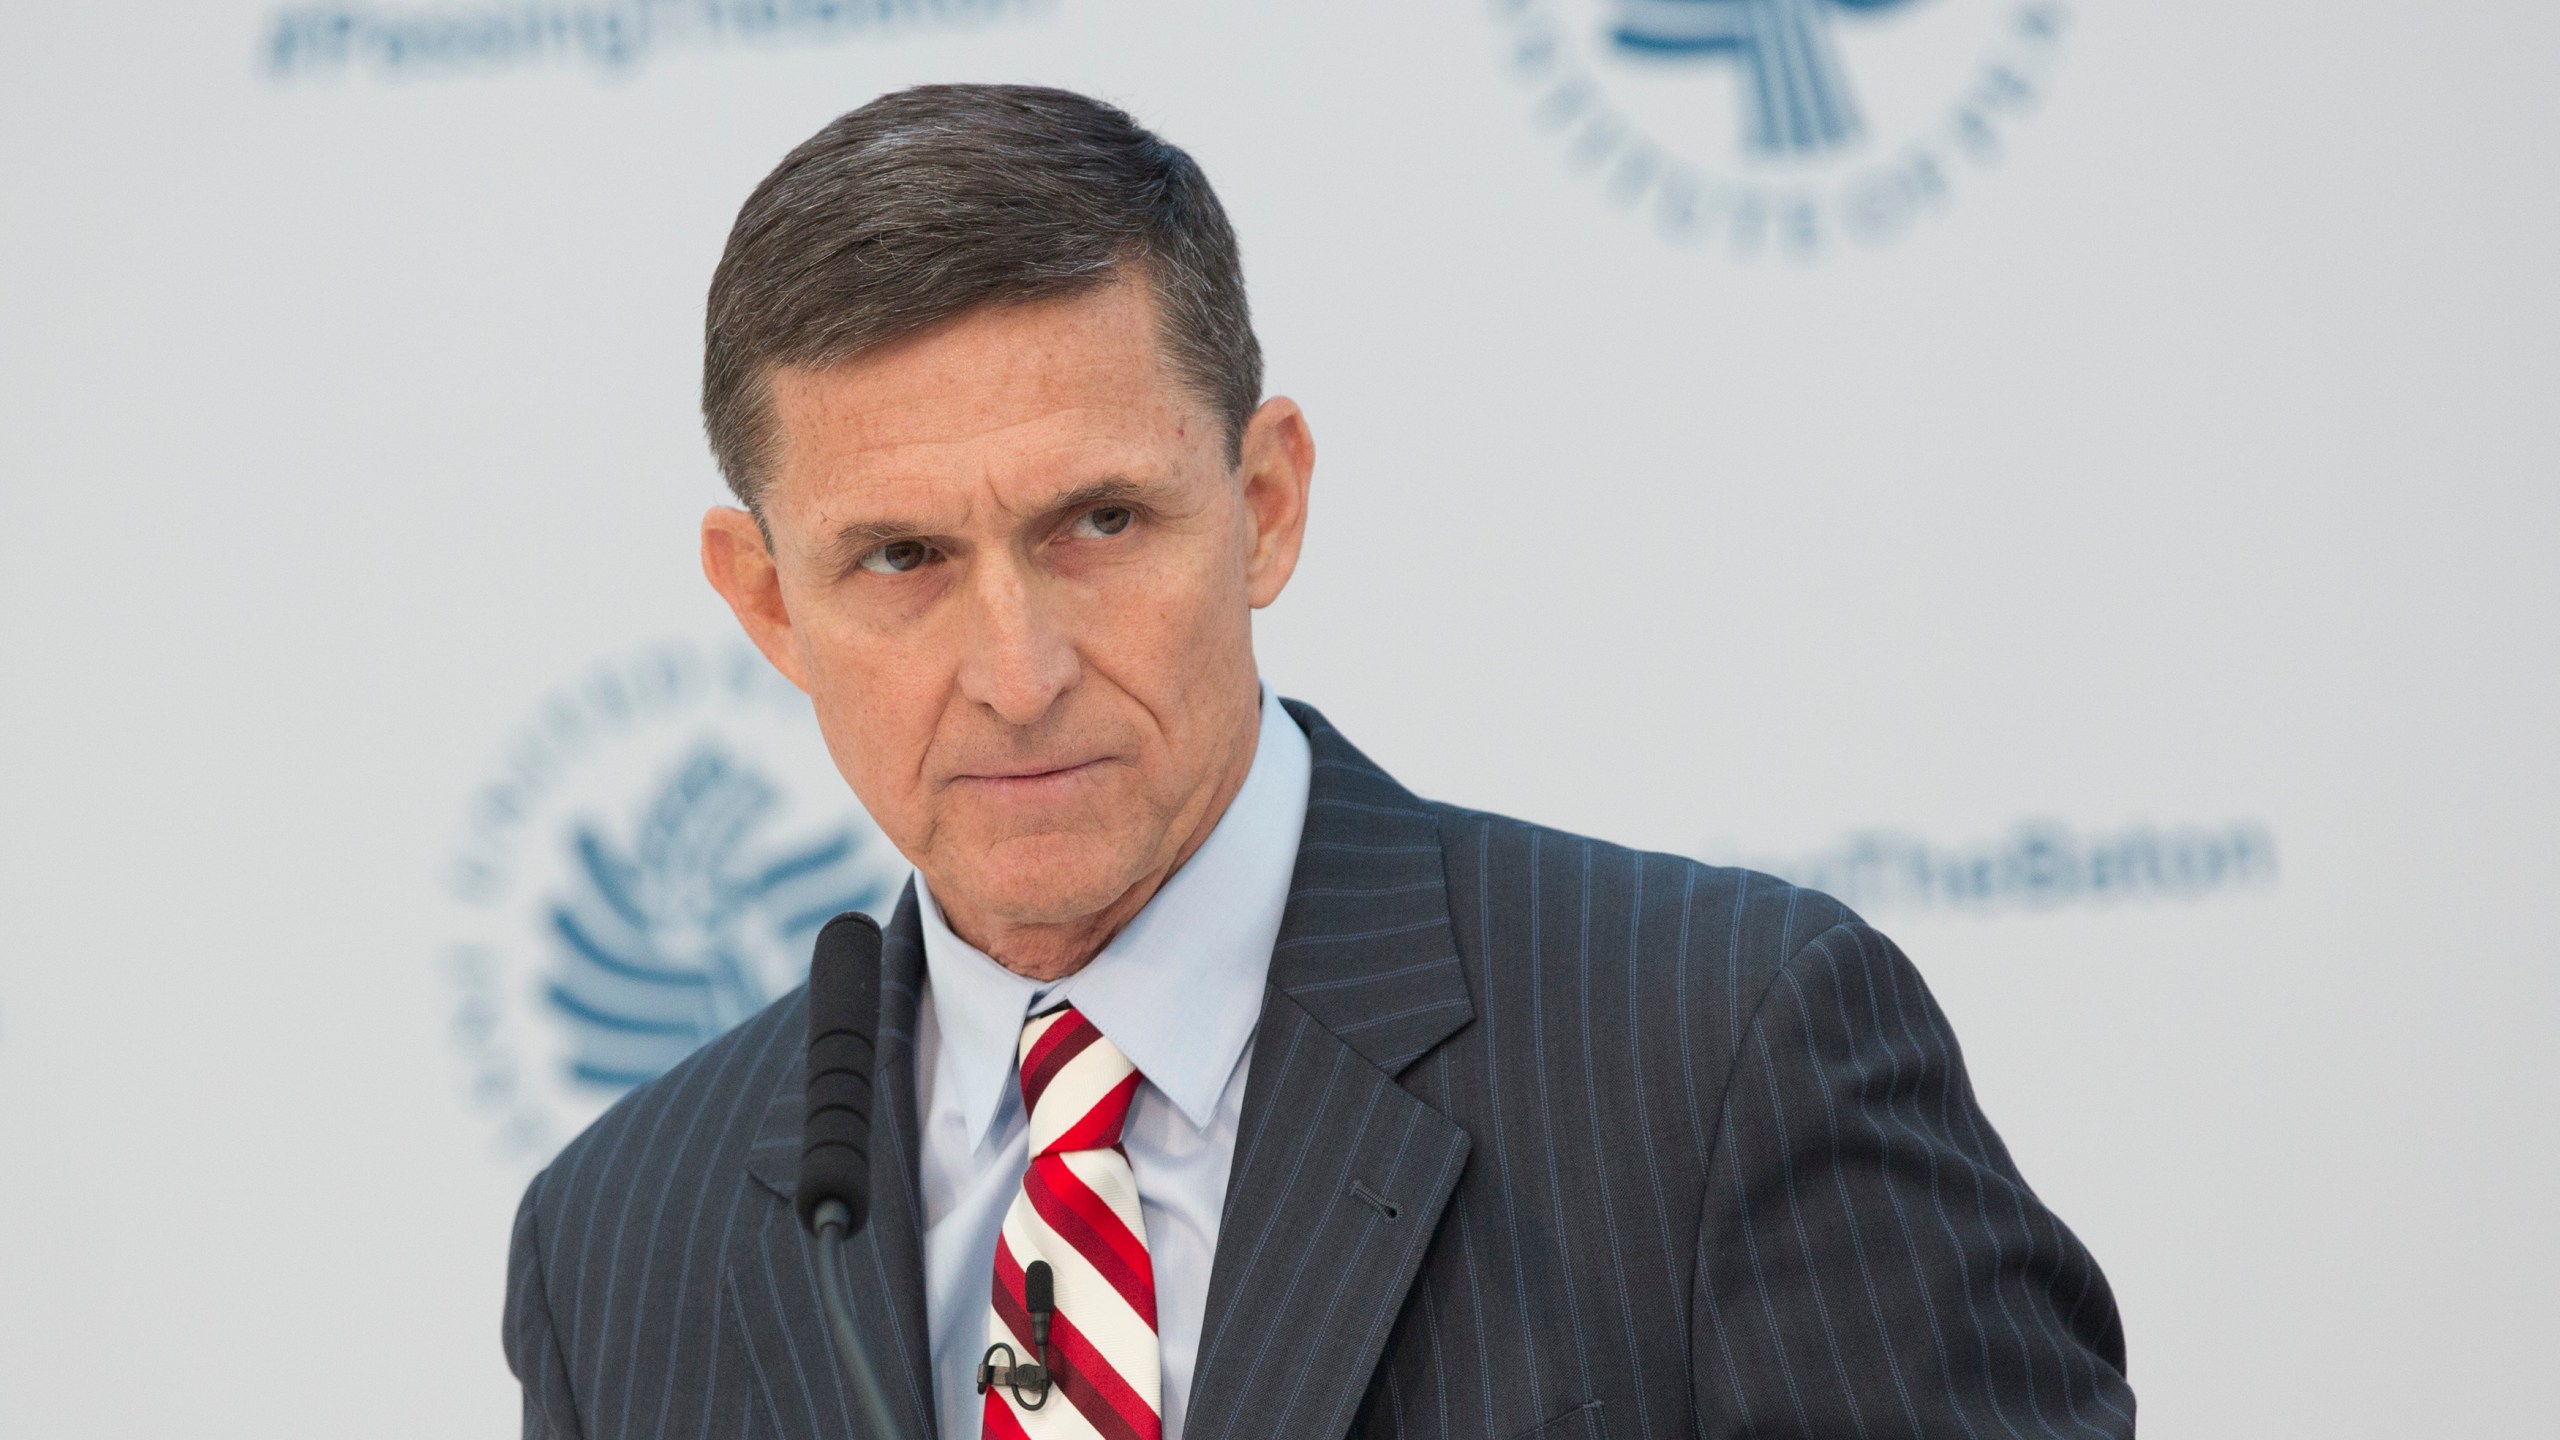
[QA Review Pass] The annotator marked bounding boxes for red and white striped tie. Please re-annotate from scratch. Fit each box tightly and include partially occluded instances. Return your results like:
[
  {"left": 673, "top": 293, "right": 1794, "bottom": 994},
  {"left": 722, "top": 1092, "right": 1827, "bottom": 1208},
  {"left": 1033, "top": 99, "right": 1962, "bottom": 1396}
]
[{"left": 982, "top": 1004, "right": 1162, "bottom": 1440}]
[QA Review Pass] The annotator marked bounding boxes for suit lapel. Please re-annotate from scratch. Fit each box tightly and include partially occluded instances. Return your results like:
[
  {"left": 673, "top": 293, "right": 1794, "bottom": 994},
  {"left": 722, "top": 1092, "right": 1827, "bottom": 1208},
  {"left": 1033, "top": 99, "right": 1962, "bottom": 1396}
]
[
  {"left": 729, "top": 884, "right": 937, "bottom": 1440},
  {"left": 1182, "top": 702, "right": 1477, "bottom": 1440}
]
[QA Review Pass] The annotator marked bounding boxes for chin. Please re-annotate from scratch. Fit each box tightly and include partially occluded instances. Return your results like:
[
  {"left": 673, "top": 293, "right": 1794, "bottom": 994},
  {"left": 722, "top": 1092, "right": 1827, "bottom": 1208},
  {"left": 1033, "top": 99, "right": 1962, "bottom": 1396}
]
[{"left": 939, "top": 827, "right": 1156, "bottom": 928}]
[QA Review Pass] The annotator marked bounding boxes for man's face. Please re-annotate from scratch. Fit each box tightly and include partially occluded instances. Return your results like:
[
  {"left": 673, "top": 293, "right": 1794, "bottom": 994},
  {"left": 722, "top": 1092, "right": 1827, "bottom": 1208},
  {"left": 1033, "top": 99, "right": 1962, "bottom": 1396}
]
[{"left": 701, "top": 276, "right": 1312, "bottom": 940}]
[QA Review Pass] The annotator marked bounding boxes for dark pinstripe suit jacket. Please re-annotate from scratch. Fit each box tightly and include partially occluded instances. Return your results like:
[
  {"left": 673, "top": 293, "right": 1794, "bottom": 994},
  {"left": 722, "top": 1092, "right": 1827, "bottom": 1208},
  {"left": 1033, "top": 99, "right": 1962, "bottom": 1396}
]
[{"left": 508, "top": 701, "right": 2134, "bottom": 1440}]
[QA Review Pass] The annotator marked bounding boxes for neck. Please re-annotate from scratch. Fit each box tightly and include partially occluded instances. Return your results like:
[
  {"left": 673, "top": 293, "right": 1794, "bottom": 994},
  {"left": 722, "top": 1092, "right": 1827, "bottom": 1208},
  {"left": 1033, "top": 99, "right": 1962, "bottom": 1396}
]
[
  {"left": 937, "top": 705, "right": 1263, "bottom": 983},
  {"left": 949, "top": 874, "right": 1171, "bottom": 983}
]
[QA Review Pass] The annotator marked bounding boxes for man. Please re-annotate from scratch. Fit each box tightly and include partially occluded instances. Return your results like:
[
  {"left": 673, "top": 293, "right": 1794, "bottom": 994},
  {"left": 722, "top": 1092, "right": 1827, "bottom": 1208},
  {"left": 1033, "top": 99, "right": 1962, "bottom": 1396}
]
[{"left": 505, "top": 84, "right": 2133, "bottom": 1440}]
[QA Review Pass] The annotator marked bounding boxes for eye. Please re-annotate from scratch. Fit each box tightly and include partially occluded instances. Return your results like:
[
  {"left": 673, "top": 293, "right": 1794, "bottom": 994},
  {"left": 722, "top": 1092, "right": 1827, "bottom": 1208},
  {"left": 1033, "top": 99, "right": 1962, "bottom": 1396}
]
[
  {"left": 1071, "top": 506, "right": 1134, "bottom": 539},
  {"left": 856, "top": 539, "right": 936, "bottom": 575}
]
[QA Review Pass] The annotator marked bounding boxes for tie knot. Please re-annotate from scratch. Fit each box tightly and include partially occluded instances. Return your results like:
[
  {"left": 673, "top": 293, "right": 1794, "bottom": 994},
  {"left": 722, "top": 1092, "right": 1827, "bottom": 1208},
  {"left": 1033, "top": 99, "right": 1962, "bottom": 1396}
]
[{"left": 1017, "top": 1004, "right": 1141, "bottom": 1156}]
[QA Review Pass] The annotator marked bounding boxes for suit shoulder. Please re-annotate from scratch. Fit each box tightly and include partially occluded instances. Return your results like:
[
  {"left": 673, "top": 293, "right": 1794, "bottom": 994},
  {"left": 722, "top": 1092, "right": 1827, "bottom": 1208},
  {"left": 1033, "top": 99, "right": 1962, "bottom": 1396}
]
[
  {"left": 1427, "top": 800, "right": 1864, "bottom": 997},
  {"left": 523, "top": 984, "right": 805, "bottom": 1225}
]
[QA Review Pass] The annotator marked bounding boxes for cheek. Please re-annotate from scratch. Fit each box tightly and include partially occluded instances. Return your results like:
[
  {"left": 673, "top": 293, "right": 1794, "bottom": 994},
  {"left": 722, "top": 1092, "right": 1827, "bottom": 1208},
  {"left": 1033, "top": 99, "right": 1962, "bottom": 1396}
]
[
  {"left": 1080, "top": 536, "right": 1254, "bottom": 701},
  {"left": 797, "top": 617, "right": 939, "bottom": 809}
]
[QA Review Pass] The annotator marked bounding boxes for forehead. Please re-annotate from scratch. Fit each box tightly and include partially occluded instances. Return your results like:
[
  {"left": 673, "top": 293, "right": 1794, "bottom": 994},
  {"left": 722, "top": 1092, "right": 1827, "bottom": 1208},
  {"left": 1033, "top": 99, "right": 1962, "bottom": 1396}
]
[{"left": 761, "top": 278, "right": 1211, "bottom": 521}]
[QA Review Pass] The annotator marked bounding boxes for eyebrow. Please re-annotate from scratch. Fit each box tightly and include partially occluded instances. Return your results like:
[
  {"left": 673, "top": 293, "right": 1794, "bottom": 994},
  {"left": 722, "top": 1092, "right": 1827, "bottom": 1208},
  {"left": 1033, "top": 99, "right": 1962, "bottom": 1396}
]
[
  {"left": 820, "top": 477, "right": 1151, "bottom": 571},
  {"left": 827, "top": 517, "right": 926, "bottom": 555},
  {"left": 1037, "top": 477, "right": 1148, "bottom": 519}
]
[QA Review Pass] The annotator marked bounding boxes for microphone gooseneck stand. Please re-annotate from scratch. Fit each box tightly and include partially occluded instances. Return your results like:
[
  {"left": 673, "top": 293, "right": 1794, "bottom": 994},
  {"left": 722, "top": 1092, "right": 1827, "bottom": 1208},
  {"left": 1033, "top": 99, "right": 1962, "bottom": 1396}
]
[
  {"left": 797, "top": 911, "right": 907, "bottom": 1440},
  {"left": 811, "top": 1196, "right": 903, "bottom": 1440}
]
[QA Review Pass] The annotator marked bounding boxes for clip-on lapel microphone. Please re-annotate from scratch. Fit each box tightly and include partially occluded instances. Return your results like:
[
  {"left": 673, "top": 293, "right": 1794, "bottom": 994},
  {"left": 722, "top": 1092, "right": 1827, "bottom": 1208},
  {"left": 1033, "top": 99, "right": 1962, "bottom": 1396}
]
[{"left": 976, "top": 1258, "right": 1055, "bottom": 1409}]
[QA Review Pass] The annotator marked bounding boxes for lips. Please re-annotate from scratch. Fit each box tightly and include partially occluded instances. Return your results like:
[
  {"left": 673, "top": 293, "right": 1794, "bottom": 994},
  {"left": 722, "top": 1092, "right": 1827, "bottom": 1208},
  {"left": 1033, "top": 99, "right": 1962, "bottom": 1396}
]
[{"left": 950, "top": 758, "right": 1108, "bottom": 787}]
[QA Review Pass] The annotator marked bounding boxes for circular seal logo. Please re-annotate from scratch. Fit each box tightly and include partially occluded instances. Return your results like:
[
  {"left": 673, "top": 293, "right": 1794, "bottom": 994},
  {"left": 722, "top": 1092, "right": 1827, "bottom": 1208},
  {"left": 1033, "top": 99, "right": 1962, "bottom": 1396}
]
[
  {"left": 441, "top": 637, "right": 905, "bottom": 1162},
  {"left": 1492, "top": 0, "right": 2071, "bottom": 256}
]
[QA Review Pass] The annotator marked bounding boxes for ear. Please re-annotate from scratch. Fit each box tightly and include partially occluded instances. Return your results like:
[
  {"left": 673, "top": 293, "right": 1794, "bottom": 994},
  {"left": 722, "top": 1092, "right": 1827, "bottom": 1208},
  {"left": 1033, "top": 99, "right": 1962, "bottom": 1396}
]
[
  {"left": 1236, "top": 396, "right": 1314, "bottom": 609},
  {"left": 700, "top": 506, "right": 813, "bottom": 693}
]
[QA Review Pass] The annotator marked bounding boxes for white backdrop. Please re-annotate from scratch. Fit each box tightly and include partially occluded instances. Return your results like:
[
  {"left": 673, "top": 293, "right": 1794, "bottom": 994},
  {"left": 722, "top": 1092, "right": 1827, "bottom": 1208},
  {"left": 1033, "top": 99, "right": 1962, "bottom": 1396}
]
[{"left": 3, "top": 2, "right": 2555, "bottom": 1434}]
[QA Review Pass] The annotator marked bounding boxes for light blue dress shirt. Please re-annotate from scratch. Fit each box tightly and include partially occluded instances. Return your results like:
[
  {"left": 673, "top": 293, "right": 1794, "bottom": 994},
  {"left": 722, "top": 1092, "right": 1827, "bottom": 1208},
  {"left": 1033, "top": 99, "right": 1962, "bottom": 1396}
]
[{"left": 911, "top": 688, "right": 1311, "bottom": 1440}]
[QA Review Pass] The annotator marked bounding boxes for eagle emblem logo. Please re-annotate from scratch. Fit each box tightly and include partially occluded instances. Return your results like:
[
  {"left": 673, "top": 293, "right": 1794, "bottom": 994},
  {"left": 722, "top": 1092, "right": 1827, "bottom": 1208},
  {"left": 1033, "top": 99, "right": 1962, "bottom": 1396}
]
[
  {"left": 542, "top": 743, "right": 900, "bottom": 1090},
  {"left": 1610, "top": 0, "right": 1922, "bottom": 154},
  {"left": 1491, "top": 0, "right": 2069, "bottom": 256},
  {"left": 442, "top": 638, "right": 908, "bottom": 1163}
]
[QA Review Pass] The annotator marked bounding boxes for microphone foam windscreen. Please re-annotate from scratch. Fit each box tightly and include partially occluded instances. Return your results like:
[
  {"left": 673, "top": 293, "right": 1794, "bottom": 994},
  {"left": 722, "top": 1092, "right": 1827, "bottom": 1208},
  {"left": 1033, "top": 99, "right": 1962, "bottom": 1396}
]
[{"left": 796, "top": 910, "right": 882, "bottom": 1238}]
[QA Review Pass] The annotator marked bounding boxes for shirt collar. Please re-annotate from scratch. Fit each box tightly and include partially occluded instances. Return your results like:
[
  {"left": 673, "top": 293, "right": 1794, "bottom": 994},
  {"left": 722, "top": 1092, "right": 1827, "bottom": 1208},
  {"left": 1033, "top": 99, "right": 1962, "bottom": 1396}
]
[{"left": 915, "top": 687, "right": 1312, "bottom": 1146}]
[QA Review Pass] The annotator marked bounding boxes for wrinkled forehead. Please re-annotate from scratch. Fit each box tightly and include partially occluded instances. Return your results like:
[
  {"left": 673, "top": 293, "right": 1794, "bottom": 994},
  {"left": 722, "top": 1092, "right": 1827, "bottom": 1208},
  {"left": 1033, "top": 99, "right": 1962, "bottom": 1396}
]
[{"left": 757, "top": 281, "right": 1220, "bottom": 528}]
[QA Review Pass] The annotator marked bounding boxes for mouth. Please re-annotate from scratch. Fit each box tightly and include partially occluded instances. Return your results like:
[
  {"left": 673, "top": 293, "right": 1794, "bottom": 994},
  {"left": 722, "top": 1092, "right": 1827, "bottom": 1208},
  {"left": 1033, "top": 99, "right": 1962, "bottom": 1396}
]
[{"left": 950, "top": 757, "right": 1110, "bottom": 792}]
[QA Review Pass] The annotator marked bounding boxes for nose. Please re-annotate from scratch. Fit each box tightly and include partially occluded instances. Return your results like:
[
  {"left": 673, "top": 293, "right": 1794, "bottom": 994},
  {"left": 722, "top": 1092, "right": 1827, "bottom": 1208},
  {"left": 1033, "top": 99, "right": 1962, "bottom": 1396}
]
[{"left": 953, "top": 555, "right": 1080, "bottom": 728}]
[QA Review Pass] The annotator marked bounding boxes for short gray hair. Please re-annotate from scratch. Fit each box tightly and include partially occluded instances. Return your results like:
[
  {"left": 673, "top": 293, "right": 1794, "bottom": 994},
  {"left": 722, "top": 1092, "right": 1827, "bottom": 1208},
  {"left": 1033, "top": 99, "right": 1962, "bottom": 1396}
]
[{"left": 701, "top": 84, "right": 1264, "bottom": 511}]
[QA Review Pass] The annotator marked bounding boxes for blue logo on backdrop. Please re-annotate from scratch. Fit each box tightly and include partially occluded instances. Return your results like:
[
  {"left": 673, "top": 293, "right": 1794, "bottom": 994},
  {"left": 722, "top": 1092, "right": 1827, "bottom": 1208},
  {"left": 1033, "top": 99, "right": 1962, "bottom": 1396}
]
[
  {"left": 442, "top": 638, "right": 903, "bottom": 1161},
  {"left": 1493, "top": 0, "right": 2072, "bottom": 256},
  {"left": 543, "top": 744, "right": 886, "bottom": 1088},
  {"left": 1613, "top": 0, "right": 1919, "bottom": 156}
]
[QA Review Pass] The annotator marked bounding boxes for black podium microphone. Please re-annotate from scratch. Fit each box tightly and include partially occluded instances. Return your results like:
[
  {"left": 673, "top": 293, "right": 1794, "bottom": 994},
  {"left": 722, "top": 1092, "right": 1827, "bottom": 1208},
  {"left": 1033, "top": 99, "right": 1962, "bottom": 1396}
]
[
  {"left": 798, "top": 912, "right": 881, "bottom": 1235},
  {"left": 797, "top": 912, "right": 903, "bottom": 1439}
]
